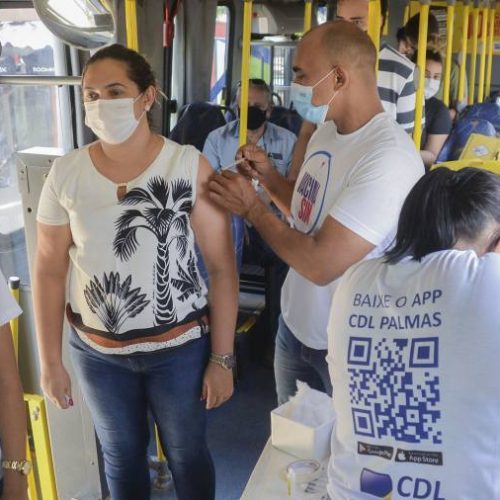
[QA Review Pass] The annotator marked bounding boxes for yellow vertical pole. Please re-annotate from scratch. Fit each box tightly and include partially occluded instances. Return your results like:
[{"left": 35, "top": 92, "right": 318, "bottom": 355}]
[
  {"left": 410, "top": 0, "right": 421, "bottom": 17},
  {"left": 469, "top": 2, "right": 481, "bottom": 104},
  {"left": 8, "top": 276, "right": 20, "bottom": 362},
  {"left": 25, "top": 395, "right": 57, "bottom": 500},
  {"left": 443, "top": 1, "right": 456, "bottom": 106},
  {"left": 459, "top": 1, "right": 471, "bottom": 101},
  {"left": 478, "top": 1, "right": 490, "bottom": 102},
  {"left": 304, "top": 0, "right": 313, "bottom": 32},
  {"left": 404, "top": 4, "right": 410, "bottom": 24},
  {"left": 368, "top": 0, "right": 381, "bottom": 74},
  {"left": 26, "top": 437, "right": 38, "bottom": 500},
  {"left": 486, "top": 2, "right": 496, "bottom": 97},
  {"left": 125, "top": 0, "right": 139, "bottom": 51},
  {"left": 239, "top": 0, "right": 253, "bottom": 147},
  {"left": 413, "top": 1, "right": 430, "bottom": 148}
]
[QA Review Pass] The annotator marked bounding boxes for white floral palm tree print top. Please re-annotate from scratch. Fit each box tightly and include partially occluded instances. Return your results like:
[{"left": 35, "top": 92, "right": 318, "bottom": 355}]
[{"left": 37, "top": 138, "right": 209, "bottom": 354}]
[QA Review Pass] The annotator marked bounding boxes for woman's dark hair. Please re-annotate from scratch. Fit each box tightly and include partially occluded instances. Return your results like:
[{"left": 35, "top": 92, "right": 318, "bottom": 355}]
[
  {"left": 405, "top": 12, "right": 440, "bottom": 44},
  {"left": 386, "top": 167, "right": 500, "bottom": 263},
  {"left": 82, "top": 44, "right": 158, "bottom": 121},
  {"left": 396, "top": 27, "right": 407, "bottom": 43},
  {"left": 411, "top": 49, "right": 443, "bottom": 66}
]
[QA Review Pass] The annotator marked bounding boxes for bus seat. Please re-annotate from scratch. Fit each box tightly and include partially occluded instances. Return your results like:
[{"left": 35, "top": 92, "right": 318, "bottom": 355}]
[
  {"left": 169, "top": 101, "right": 227, "bottom": 152},
  {"left": 437, "top": 118, "right": 496, "bottom": 163},
  {"left": 459, "top": 102, "right": 500, "bottom": 134},
  {"left": 268, "top": 106, "right": 303, "bottom": 136}
]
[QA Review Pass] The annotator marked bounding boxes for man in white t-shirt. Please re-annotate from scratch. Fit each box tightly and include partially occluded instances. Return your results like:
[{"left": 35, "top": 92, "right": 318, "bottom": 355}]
[
  {"left": 209, "top": 20, "right": 424, "bottom": 404},
  {"left": 327, "top": 167, "right": 500, "bottom": 499},
  {"left": 0, "top": 271, "right": 29, "bottom": 499},
  {"left": 288, "top": 0, "right": 420, "bottom": 182}
]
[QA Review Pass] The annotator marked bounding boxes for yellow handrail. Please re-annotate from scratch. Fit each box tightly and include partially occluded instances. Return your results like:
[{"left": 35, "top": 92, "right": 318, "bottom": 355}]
[
  {"left": 458, "top": 1, "right": 471, "bottom": 101},
  {"left": 413, "top": 1, "right": 430, "bottom": 149},
  {"left": 304, "top": 0, "right": 313, "bottom": 32},
  {"left": 443, "top": 1, "right": 456, "bottom": 107},
  {"left": 368, "top": 0, "right": 381, "bottom": 74},
  {"left": 478, "top": 1, "right": 490, "bottom": 102},
  {"left": 239, "top": 0, "right": 253, "bottom": 147},
  {"left": 367, "top": 0, "right": 381, "bottom": 54},
  {"left": 8, "top": 277, "right": 20, "bottom": 362},
  {"left": 468, "top": 3, "right": 481, "bottom": 104},
  {"left": 404, "top": 4, "right": 410, "bottom": 24},
  {"left": 125, "top": 0, "right": 139, "bottom": 51},
  {"left": 485, "top": 2, "right": 496, "bottom": 98}
]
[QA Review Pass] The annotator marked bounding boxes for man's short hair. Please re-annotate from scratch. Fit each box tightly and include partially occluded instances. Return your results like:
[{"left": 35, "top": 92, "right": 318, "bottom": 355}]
[
  {"left": 236, "top": 78, "right": 272, "bottom": 103},
  {"left": 308, "top": 20, "right": 378, "bottom": 78}
]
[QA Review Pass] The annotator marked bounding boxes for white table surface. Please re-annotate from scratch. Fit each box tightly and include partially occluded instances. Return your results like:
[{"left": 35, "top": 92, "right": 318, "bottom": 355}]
[{"left": 241, "top": 439, "right": 329, "bottom": 500}]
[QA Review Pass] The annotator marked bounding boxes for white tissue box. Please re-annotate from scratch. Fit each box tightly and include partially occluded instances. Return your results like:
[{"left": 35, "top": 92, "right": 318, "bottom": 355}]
[{"left": 271, "top": 400, "right": 334, "bottom": 460}]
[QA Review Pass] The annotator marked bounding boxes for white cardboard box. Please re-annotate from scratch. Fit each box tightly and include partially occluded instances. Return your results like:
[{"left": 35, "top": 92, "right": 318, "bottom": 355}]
[{"left": 270, "top": 400, "right": 334, "bottom": 461}]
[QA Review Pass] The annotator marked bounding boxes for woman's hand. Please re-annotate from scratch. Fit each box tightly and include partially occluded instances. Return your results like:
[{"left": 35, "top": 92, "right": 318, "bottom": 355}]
[
  {"left": 41, "top": 363, "right": 73, "bottom": 410},
  {"left": 201, "top": 362, "right": 234, "bottom": 410}
]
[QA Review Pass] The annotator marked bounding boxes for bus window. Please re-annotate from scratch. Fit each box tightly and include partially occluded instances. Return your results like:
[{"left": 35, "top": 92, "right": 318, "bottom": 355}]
[
  {"left": 210, "top": 5, "right": 231, "bottom": 104},
  {"left": 272, "top": 43, "right": 296, "bottom": 107},
  {"left": 0, "top": 8, "right": 72, "bottom": 285},
  {"left": 316, "top": 5, "right": 328, "bottom": 25}
]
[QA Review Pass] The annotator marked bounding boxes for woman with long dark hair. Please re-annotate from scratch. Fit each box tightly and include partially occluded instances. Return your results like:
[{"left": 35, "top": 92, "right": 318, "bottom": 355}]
[
  {"left": 33, "top": 44, "right": 238, "bottom": 500},
  {"left": 327, "top": 167, "right": 500, "bottom": 499}
]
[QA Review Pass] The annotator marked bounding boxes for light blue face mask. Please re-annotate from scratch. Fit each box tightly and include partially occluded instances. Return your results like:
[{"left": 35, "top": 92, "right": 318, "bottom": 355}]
[{"left": 290, "top": 69, "right": 338, "bottom": 124}]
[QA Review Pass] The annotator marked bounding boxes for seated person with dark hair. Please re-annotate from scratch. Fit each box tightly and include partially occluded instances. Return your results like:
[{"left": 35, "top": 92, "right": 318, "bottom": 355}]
[
  {"left": 327, "top": 166, "right": 500, "bottom": 499},
  {"left": 412, "top": 50, "right": 452, "bottom": 169},
  {"left": 399, "top": 12, "right": 466, "bottom": 119}
]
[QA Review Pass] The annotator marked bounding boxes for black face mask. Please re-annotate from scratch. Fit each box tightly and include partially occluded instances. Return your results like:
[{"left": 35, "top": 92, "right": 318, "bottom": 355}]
[{"left": 245, "top": 105, "right": 267, "bottom": 130}]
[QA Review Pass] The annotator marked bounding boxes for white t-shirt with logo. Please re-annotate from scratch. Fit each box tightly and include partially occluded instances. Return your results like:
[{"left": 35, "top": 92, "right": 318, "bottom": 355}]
[
  {"left": 327, "top": 250, "right": 500, "bottom": 499},
  {"left": 281, "top": 112, "right": 424, "bottom": 350}
]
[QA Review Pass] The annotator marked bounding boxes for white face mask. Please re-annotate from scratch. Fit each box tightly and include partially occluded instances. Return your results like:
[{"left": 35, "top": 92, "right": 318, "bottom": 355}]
[
  {"left": 84, "top": 94, "right": 148, "bottom": 145},
  {"left": 424, "top": 78, "right": 441, "bottom": 100}
]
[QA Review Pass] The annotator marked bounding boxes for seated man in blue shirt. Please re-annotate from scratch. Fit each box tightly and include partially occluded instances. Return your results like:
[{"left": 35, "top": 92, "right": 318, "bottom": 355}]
[
  {"left": 204, "top": 79, "right": 296, "bottom": 354},
  {"left": 203, "top": 78, "right": 296, "bottom": 177}
]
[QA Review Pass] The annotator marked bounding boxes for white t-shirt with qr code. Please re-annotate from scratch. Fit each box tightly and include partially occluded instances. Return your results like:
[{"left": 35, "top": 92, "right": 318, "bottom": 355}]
[
  {"left": 327, "top": 250, "right": 500, "bottom": 499},
  {"left": 280, "top": 112, "right": 424, "bottom": 350}
]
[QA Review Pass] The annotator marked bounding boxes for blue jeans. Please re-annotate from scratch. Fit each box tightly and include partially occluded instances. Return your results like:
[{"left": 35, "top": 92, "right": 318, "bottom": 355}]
[
  {"left": 274, "top": 315, "right": 332, "bottom": 405},
  {"left": 69, "top": 331, "right": 215, "bottom": 500}
]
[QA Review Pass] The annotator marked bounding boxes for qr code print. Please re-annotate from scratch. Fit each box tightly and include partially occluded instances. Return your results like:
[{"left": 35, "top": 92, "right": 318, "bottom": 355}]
[{"left": 348, "top": 336, "right": 442, "bottom": 445}]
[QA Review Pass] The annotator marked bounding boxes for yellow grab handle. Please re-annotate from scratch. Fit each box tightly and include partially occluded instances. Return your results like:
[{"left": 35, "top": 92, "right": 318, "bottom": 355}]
[
  {"left": 468, "top": 4, "right": 481, "bottom": 104},
  {"left": 486, "top": 3, "right": 496, "bottom": 98},
  {"left": 368, "top": 0, "right": 381, "bottom": 74},
  {"left": 125, "top": 0, "right": 139, "bottom": 51},
  {"left": 443, "top": 1, "right": 456, "bottom": 107},
  {"left": 413, "top": 1, "right": 430, "bottom": 149},
  {"left": 304, "top": 0, "right": 313, "bottom": 32},
  {"left": 458, "top": 1, "right": 471, "bottom": 102},
  {"left": 8, "top": 276, "right": 20, "bottom": 362},
  {"left": 478, "top": 2, "right": 490, "bottom": 102},
  {"left": 239, "top": 0, "right": 253, "bottom": 147}
]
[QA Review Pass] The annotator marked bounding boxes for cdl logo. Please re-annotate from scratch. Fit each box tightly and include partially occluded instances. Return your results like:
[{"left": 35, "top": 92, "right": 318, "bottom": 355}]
[{"left": 360, "top": 469, "right": 445, "bottom": 499}]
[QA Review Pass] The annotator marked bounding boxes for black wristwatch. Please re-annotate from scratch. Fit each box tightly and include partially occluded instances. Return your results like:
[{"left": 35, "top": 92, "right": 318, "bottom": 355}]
[{"left": 209, "top": 352, "right": 236, "bottom": 370}]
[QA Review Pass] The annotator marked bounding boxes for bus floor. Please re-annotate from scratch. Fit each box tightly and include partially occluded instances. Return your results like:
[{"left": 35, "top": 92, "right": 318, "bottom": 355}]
[{"left": 150, "top": 334, "right": 277, "bottom": 500}]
